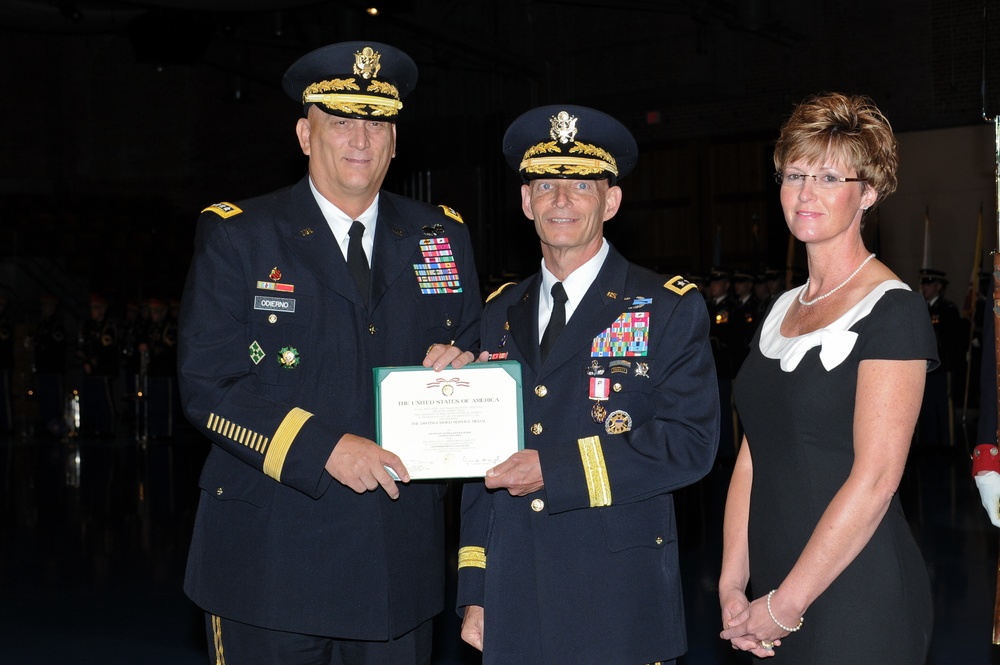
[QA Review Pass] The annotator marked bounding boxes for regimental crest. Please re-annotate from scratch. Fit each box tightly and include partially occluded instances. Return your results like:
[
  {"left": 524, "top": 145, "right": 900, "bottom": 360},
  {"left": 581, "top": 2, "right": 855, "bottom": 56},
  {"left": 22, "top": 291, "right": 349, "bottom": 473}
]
[
  {"left": 353, "top": 46, "right": 381, "bottom": 80},
  {"left": 549, "top": 111, "right": 578, "bottom": 144}
]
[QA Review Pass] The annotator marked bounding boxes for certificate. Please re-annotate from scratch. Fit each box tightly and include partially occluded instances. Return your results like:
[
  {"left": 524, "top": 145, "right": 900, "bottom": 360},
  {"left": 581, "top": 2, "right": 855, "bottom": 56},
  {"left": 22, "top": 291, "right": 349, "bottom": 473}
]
[{"left": 374, "top": 361, "right": 524, "bottom": 479}]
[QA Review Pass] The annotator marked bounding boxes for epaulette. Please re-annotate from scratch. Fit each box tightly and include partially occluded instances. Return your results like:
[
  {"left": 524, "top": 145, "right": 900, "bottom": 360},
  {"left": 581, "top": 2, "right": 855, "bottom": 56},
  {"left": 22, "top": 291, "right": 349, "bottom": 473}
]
[
  {"left": 439, "top": 205, "right": 464, "bottom": 224},
  {"left": 663, "top": 275, "right": 697, "bottom": 296},
  {"left": 486, "top": 282, "right": 518, "bottom": 303},
  {"left": 202, "top": 202, "right": 243, "bottom": 219}
]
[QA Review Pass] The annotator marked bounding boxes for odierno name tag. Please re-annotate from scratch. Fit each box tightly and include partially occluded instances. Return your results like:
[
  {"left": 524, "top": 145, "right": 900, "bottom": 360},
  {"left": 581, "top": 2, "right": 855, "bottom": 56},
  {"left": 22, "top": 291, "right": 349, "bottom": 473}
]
[
  {"left": 374, "top": 361, "right": 524, "bottom": 479},
  {"left": 254, "top": 295, "right": 296, "bottom": 312}
]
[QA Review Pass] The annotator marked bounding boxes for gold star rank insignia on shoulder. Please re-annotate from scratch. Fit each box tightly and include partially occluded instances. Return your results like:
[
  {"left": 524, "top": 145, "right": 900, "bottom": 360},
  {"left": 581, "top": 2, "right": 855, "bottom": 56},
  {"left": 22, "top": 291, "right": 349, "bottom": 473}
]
[
  {"left": 202, "top": 202, "right": 243, "bottom": 218},
  {"left": 438, "top": 205, "right": 464, "bottom": 223},
  {"left": 664, "top": 275, "right": 697, "bottom": 295}
]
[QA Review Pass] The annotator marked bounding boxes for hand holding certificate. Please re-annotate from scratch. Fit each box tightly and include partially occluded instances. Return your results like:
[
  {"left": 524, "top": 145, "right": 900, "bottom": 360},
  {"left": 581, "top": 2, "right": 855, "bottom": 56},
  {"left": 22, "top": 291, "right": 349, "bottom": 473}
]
[{"left": 374, "top": 361, "right": 524, "bottom": 479}]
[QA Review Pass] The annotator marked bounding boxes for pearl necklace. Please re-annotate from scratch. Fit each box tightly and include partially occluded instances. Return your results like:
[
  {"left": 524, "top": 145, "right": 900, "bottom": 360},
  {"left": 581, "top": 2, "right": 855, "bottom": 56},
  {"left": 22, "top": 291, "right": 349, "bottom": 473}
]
[{"left": 797, "top": 253, "right": 876, "bottom": 306}]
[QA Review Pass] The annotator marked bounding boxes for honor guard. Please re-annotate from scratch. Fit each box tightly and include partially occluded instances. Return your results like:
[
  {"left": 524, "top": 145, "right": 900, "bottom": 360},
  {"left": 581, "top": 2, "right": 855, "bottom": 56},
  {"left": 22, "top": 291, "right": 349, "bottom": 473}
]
[
  {"left": 76, "top": 293, "right": 118, "bottom": 437},
  {"left": 457, "top": 105, "right": 719, "bottom": 665}
]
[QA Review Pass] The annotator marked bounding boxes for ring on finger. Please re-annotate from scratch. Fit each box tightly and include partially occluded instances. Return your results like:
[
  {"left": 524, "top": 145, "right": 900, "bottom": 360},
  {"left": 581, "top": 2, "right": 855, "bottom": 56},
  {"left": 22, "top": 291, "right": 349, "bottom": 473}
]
[
  {"left": 760, "top": 640, "right": 774, "bottom": 651},
  {"left": 426, "top": 344, "right": 435, "bottom": 356}
]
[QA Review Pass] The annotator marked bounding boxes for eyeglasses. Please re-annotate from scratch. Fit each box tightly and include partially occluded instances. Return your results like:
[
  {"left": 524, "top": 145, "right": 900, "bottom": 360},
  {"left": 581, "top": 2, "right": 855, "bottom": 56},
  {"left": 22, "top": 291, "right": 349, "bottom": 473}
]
[{"left": 774, "top": 172, "right": 867, "bottom": 189}]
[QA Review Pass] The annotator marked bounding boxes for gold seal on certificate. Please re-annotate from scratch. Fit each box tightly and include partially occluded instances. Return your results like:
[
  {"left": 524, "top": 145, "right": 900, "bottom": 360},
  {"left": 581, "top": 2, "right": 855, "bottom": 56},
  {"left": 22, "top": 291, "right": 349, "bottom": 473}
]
[{"left": 374, "top": 360, "right": 524, "bottom": 479}]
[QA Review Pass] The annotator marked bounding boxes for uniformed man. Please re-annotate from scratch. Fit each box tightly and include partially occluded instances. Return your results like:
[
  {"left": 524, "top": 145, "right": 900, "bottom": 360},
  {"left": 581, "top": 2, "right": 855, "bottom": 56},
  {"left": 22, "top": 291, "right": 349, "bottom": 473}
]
[
  {"left": 137, "top": 297, "right": 177, "bottom": 439},
  {"left": 974, "top": 303, "right": 1000, "bottom": 525},
  {"left": 729, "top": 270, "right": 759, "bottom": 372},
  {"left": 917, "top": 268, "right": 962, "bottom": 446},
  {"left": 706, "top": 267, "right": 738, "bottom": 457},
  {"left": 457, "top": 105, "right": 719, "bottom": 665},
  {"left": 177, "top": 41, "right": 482, "bottom": 664},
  {"left": 28, "top": 294, "right": 68, "bottom": 437},
  {"left": 76, "top": 293, "right": 118, "bottom": 437}
]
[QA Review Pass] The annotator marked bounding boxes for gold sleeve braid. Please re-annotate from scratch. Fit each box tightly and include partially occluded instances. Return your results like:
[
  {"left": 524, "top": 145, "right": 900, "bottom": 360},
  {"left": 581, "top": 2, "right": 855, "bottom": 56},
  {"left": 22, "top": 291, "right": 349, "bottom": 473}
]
[
  {"left": 578, "top": 436, "right": 612, "bottom": 507},
  {"left": 207, "top": 412, "right": 270, "bottom": 454},
  {"left": 263, "top": 407, "right": 314, "bottom": 481},
  {"left": 458, "top": 546, "right": 486, "bottom": 570}
]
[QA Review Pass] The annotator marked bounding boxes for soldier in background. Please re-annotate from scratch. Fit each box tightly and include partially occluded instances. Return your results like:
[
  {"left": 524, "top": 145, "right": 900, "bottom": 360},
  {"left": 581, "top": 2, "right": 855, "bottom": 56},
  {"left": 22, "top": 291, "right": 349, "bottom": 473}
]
[
  {"left": 707, "top": 267, "right": 738, "bottom": 459},
  {"left": 76, "top": 293, "right": 118, "bottom": 438},
  {"left": 27, "top": 294, "right": 68, "bottom": 438},
  {"left": 137, "top": 297, "right": 178, "bottom": 438},
  {"left": 917, "top": 269, "right": 962, "bottom": 446}
]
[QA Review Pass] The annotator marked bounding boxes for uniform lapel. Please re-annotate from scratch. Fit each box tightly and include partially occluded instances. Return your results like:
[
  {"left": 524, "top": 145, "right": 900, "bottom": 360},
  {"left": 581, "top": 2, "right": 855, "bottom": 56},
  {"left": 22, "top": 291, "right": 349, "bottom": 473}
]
[
  {"left": 539, "top": 247, "right": 630, "bottom": 375},
  {"left": 506, "top": 275, "right": 542, "bottom": 374},
  {"left": 370, "top": 194, "right": 419, "bottom": 311},
  {"left": 281, "top": 178, "right": 363, "bottom": 305}
]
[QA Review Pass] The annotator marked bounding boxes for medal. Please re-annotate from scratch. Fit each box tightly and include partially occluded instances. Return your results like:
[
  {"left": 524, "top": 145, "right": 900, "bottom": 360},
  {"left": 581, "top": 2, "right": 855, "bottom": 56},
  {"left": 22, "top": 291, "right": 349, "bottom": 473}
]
[
  {"left": 605, "top": 410, "right": 632, "bottom": 435},
  {"left": 590, "top": 376, "right": 610, "bottom": 423}
]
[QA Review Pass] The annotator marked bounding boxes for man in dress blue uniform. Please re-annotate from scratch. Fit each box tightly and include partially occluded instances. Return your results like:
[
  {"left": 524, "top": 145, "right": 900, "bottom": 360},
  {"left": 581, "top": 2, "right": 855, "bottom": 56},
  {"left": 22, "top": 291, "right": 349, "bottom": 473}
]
[
  {"left": 178, "top": 41, "right": 482, "bottom": 664},
  {"left": 456, "top": 105, "right": 719, "bottom": 664},
  {"left": 917, "top": 268, "right": 962, "bottom": 446}
]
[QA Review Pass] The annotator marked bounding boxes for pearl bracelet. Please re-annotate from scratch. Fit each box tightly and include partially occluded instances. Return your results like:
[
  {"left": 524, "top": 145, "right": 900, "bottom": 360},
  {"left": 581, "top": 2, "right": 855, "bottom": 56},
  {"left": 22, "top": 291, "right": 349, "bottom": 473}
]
[{"left": 767, "top": 589, "right": 804, "bottom": 632}]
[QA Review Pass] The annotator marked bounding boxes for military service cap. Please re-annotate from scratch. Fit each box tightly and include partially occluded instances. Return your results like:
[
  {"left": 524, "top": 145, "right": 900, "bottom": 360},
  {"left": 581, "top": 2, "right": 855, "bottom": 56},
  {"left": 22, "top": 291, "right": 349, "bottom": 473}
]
[
  {"left": 919, "top": 268, "right": 947, "bottom": 285},
  {"left": 502, "top": 104, "right": 638, "bottom": 183},
  {"left": 282, "top": 41, "right": 417, "bottom": 120}
]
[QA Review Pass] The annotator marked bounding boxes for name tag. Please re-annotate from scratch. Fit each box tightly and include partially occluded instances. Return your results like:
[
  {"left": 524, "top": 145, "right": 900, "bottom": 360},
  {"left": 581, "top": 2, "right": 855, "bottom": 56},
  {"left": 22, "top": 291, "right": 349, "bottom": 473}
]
[{"left": 254, "top": 296, "right": 296, "bottom": 312}]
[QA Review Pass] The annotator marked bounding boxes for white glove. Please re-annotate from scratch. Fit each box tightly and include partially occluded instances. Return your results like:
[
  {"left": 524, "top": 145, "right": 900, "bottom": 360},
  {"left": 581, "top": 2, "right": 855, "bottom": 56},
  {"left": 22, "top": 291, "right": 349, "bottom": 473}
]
[{"left": 975, "top": 471, "right": 1000, "bottom": 527}]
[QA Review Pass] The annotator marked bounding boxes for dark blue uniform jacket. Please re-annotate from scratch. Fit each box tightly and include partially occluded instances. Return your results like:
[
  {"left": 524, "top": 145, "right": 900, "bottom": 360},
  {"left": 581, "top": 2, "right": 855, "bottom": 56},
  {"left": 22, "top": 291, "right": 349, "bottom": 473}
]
[
  {"left": 179, "top": 176, "right": 481, "bottom": 639},
  {"left": 457, "top": 245, "right": 719, "bottom": 665}
]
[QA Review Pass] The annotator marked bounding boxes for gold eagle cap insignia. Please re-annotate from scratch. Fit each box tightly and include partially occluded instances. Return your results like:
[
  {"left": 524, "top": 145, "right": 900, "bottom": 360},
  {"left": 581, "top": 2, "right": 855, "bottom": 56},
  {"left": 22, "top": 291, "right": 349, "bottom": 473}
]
[
  {"left": 664, "top": 276, "right": 697, "bottom": 296},
  {"left": 550, "top": 110, "right": 578, "bottom": 144},
  {"left": 202, "top": 202, "right": 243, "bottom": 218},
  {"left": 353, "top": 46, "right": 381, "bottom": 80}
]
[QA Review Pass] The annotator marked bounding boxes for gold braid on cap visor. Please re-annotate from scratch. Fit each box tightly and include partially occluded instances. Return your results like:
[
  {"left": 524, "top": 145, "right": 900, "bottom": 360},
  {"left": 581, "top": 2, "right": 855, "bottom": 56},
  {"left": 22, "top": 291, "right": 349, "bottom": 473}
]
[
  {"left": 302, "top": 78, "right": 403, "bottom": 117},
  {"left": 519, "top": 140, "right": 618, "bottom": 177}
]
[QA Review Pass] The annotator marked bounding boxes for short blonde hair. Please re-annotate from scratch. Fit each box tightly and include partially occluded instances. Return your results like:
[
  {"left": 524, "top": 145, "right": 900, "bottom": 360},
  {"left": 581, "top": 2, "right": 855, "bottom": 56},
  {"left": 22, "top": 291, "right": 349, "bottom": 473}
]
[{"left": 773, "top": 92, "right": 898, "bottom": 205}]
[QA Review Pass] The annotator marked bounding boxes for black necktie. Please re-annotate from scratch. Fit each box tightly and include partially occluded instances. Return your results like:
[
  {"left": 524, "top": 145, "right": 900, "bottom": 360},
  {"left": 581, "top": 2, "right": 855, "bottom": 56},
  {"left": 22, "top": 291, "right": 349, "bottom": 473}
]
[
  {"left": 540, "top": 282, "right": 568, "bottom": 362},
  {"left": 347, "top": 221, "right": 370, "bottom": 307}
]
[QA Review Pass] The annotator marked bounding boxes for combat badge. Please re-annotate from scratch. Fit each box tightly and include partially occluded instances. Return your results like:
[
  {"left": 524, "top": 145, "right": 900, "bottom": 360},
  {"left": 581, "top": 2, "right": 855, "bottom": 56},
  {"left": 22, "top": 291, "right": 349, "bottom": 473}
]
[
  {"left": 277, "top": 346, "right": 300, "bottom": 369},
  {"left": 422, "top": 224, "right": 445, "bottom": 236},
  {"left": 605, "top": 410, "right": 632, "bottom": 435},
  {"left": 634, "top": 362, "right": 650, "bottom": 378}
]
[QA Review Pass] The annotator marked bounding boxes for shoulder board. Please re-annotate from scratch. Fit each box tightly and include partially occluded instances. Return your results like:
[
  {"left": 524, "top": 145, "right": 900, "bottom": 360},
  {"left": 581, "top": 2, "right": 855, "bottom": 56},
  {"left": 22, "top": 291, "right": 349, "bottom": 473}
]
[
  {"left": 663, "top": 275, "right": 697, "bottom": 296},
  {"left": 486, "top": 282, "right": 518, "bottom": 303},
  {"left": 439, "top": 205, "right": 464, "bottom": 224},
  {"left": 202, "top": 202, "right": 243, "bottom": 218}
]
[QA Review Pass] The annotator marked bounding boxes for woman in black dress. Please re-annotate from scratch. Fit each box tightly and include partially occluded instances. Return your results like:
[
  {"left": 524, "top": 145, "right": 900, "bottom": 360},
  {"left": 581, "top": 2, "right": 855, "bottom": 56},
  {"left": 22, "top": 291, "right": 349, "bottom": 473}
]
[{"left": 718, "top": 92, "right": 935, "bottom": 663}]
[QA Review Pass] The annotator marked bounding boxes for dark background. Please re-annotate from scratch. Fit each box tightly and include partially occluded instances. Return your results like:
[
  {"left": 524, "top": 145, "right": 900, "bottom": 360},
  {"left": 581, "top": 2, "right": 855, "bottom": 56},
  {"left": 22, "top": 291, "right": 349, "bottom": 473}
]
[
  {"left": 1, "top": 0, "right": 999, "bottom": 324},
  {"left": 1, "top": 2, "right": 999, "bottom": 663}
]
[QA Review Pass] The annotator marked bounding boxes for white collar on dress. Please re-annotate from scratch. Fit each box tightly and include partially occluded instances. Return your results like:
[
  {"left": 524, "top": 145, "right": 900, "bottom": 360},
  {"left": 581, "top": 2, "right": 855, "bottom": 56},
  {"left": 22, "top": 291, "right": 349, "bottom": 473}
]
[{"left": 758, "top": 280, "right": 909, "bottom": 372}]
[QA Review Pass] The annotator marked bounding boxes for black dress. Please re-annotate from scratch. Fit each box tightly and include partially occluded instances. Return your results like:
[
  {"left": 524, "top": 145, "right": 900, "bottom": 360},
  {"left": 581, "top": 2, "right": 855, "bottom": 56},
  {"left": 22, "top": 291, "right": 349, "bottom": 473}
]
[{"left": 733, "top": 281, "right": 935, "bottom": 664}]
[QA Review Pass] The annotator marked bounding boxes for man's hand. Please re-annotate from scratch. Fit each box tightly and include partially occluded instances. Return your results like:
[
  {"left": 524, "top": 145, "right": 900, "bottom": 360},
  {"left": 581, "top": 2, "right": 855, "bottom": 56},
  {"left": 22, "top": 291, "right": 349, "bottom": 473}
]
[
  {"left": 485, "top": 449, "right": 543, "bottom": 496},
  {"left": 325, "top": 434, "right": 409, "bottom": 499},
  {"left": 460, "top": 605, "right": 485, "bottom": 651},
  {"left": 976, "top": 470, "right": 1000, "bottom": 527},
  {"left": 423, "top": 343, "right": 476, "bottom": 371}
]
